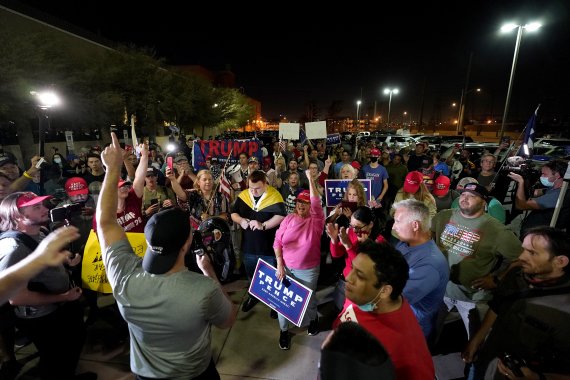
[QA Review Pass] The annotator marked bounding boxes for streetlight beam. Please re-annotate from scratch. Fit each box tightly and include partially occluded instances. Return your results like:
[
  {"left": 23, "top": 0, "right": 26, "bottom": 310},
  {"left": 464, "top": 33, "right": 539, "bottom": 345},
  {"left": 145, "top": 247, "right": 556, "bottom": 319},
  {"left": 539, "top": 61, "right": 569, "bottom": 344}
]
[
  {"left": 383, "top": 88, "right": 399, "bottom": 126},
  {"left": 498, "top": 22, "right": 541, "bottom": 141}
]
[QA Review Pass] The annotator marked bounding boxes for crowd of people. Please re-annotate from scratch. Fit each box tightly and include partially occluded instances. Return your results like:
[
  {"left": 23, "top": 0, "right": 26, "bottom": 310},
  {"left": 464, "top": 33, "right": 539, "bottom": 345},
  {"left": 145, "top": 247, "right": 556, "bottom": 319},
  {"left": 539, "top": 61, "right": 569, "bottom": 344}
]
[{"left": 0, "top": 131, "right": 569, "bottom": 380}]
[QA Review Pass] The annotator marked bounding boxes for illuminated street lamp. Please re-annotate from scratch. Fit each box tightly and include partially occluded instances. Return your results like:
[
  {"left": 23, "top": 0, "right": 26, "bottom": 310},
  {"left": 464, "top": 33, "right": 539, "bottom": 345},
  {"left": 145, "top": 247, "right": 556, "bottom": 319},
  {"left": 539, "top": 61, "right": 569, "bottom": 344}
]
[
  {"left": 383, "top": 88, "right": 399, "bottom": 126},
  {"left": 356, "top": 100, "right": 362, "bottom": 127},
  {"left": 498, "top": 22, "right": 542, "bottom": 141},
  {"left": 30, "top": 90, "right": 61, "bottom": 156}
]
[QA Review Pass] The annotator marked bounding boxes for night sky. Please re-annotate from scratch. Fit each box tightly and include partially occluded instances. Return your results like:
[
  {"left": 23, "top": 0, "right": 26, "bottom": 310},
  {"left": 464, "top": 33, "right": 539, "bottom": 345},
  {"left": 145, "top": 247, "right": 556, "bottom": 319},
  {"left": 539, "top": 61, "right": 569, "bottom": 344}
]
[{"left": 7, "top": 0, "right": 570, "bottom": 123}]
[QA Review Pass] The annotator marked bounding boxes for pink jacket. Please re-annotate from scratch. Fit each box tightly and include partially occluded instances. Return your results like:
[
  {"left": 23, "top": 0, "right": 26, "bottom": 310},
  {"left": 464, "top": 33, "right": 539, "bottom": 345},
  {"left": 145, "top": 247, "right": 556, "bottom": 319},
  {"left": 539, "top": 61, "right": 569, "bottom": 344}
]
[{"left": 273, "top": 196, "right": 324, "bottom": 269}]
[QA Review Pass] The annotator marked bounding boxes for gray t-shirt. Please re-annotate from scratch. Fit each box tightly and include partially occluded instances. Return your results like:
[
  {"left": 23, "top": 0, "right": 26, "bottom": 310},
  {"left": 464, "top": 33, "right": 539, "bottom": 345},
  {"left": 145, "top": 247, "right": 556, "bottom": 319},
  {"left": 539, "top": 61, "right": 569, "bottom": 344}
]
[
  {"left": 0, "top": 234, "right": 70, "bottom": 318},
  {"left": 103, "top": 239, "right": 232, "bottom": 379}
]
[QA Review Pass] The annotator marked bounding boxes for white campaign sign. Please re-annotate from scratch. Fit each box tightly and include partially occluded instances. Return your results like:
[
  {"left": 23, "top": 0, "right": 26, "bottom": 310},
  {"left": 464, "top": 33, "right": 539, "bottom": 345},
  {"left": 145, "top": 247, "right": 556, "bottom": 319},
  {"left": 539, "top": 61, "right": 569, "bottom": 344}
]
[
  {"left": 305, "top": 121, "right": 327, "bottom": 140},
  {"left": 279, "top": 123, "right": 300, "bottom": 140}
]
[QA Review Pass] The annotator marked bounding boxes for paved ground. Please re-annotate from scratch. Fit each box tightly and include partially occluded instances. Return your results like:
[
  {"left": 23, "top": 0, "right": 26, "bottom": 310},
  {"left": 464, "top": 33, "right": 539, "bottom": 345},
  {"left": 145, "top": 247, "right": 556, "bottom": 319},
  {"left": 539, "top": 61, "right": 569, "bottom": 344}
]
[{"left": 14, "top": 277, "right": 468, "bottom": 380}]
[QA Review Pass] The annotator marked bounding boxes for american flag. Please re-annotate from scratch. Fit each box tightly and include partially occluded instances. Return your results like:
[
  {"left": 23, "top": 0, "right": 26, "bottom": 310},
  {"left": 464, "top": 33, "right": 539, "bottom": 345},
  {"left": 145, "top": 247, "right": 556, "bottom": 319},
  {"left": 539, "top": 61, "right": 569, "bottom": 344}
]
[
  {"left": 219, "top": 168, "right": 232, "bottom": 202},
  {"left": 517, "top": 104, "right": 540, "bottom": 157},
  {"left": 278, "top": 135, "right": 286, "bottom": 154}
]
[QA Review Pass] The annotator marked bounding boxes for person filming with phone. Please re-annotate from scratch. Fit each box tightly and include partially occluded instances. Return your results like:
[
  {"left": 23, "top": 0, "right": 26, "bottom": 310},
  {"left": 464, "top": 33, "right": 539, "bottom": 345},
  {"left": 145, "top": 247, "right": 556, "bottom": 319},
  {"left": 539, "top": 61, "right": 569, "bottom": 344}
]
[{"left": 0, "top": 192, "right": 92, "bottom": 380}]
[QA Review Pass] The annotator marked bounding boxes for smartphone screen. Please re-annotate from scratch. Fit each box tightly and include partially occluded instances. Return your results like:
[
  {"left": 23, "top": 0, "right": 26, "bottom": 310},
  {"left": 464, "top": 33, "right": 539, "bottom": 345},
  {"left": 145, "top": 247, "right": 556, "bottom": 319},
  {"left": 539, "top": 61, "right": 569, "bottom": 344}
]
[
  {"left": 167, "top": 157, "right": 173, "bottom": 170},
  {"left": 150, "top": 198, "right": 159, "bottom": 206},
  {"left": 341, "top": 201, "right": 357, "bottom": 211}
]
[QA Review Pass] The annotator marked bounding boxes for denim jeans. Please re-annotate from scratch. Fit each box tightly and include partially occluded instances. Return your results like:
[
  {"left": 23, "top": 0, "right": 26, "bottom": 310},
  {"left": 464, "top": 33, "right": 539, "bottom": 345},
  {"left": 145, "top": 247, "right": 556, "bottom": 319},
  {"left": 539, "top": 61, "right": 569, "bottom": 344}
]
[
  {"left": 277, "top": 265, "right": 320, "bottom": 331},
  {"left": 333, "top": 278, "right": 346, "bottom": 311},
  {"left": 243, "top": 253, "right": 276, "bottom": 280}
]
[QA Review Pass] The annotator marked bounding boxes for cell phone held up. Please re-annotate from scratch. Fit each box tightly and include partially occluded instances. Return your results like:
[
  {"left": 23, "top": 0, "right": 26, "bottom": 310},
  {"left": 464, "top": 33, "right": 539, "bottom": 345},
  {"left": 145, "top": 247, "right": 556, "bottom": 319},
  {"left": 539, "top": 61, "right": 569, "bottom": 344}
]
[
  {"left": 167, "top": 157, "right": 173, "bottom": 171},
  {"left": 501, "top": 353, "right": 525, "bottom": 377},
  {"left": 340, "top": 201, "right": 358, "bottom": 212},
  {"left": 50, "top": 203, "right": 83, "bottom": 224},
  {"left": 150, "top": 198, "right": 159, "bottom": 206}
]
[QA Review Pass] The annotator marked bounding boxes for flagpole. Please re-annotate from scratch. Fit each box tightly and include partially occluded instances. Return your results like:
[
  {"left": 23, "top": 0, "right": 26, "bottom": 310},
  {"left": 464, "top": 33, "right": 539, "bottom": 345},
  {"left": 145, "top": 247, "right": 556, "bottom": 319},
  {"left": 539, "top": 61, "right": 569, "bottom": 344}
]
[
  {"left": 209, "top": 147, "right": 234, "bottom": 209},
  {"left": 489, "top": 104, "right": 540, "bottom": 188}
]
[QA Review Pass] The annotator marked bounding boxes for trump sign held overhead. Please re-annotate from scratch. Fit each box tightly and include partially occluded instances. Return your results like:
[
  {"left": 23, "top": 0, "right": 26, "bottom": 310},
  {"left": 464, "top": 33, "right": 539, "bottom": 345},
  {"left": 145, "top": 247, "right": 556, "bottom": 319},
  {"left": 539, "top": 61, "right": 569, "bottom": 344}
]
[
  {"left": 248, "top": 259, "right": 313, "bottom": 327},
  {"left": 324, "top": 179, "right": 372, "bottom": 207}
]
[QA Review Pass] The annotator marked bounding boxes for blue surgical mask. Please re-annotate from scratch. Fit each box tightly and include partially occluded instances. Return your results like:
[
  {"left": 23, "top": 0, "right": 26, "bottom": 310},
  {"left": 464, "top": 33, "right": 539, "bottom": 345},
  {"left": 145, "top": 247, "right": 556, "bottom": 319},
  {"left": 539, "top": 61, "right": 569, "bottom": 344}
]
[
  {"left": 355, "top": 290, "right": 382, "bottom": 312},
  {"left": 540, "top": 176, "right": 555, "bottom": 187},
  {"left": 54, "top": 158, "right": 62, "bottom": 164}
]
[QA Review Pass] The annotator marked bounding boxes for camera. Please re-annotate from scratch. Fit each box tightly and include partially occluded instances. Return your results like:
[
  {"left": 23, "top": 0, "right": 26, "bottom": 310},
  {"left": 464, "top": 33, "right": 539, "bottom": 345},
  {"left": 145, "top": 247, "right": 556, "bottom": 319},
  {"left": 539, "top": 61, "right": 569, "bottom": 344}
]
[
  {"left": 501, "top": 353, "right": 525, "bottom": 377},
  {"left": 50, "top": 203, "right": 83, "bottom": 224},
  {"left": 499, "top": 156, "right": 539, "bottom": 177}
]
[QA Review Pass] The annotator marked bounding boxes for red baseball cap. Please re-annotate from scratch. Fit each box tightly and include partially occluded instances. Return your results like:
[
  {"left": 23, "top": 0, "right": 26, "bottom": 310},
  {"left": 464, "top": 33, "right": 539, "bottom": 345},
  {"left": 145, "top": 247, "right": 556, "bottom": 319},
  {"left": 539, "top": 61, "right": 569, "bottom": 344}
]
[
  {"left": 65, "top": 177, "right": 89, "bottom": 196},
  {"left": 350, "top": 161, "right": 362, "bottom": 170},
  {"left": 432, "top": 175, "right": 451, "bottom": 197},
  {"left": 118, "top": 179, "right": 132, "bottom": 188},
  {"left": 16, "top": 192, "right": 52, "bottom": 208},
  {"left": 370, "top": 148, "right": 381, "bottom": 157},
  {"left": 295, "top": 190, "right": 311, "bottom": 203},
  {"left": 403, "top": 171, "right": 424, "bottom": 194}
]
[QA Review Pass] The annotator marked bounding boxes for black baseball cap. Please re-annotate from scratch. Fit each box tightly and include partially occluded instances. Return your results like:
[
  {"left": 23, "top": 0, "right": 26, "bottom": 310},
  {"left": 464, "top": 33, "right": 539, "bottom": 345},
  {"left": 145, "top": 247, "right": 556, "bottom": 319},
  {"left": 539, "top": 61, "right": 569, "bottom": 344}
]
[
  {"left": 142, "top": 208, "right": 191, "bottom": 275},
  {"left": 460, "top": 183, "right": 490, "bottom": 202}
]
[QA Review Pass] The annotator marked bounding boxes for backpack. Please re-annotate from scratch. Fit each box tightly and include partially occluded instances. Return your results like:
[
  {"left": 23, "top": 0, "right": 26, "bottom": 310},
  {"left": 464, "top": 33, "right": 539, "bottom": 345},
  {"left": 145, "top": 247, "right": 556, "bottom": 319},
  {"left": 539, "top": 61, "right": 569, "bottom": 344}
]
[{"left": 0, "top": 231, "right": 39, "bottom": 251}]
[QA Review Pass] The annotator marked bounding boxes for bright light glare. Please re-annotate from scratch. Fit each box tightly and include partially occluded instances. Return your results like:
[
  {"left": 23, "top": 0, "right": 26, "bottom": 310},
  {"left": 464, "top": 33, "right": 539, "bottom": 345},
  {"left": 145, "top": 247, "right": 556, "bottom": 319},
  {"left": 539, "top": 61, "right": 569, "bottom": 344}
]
[
  {"left": 384, "top": 88, "right": 390, "bottom": 94},
  {"left": 523, "top": 144, "right": 529, "bottom": 156},
  {"left": 501, "top": 23, "right": 518, "bottom": 32},
  {"left": 525, "top": 22, "right": 542, "bottom": 32},
  {"left": 356, "top": 100, "right": 362, "bottom": 105},
  {"left": 501, "top": 22, "right": 541, "bottom": 33},
  {"left": 393, "top": 89, "right": 399, "bottom": 94},
  {"left": 167, "top": 143, "right": 176, "bottom": 152},
  {"left": 31, "top": 91, "right": 61, "bottom": 109}
]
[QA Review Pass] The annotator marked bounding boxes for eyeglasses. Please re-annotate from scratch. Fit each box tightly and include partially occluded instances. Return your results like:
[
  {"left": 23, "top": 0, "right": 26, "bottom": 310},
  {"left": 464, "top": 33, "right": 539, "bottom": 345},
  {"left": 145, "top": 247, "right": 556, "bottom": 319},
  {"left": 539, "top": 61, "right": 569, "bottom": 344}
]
[{"left": 349, "top": 223, "right": 369, "bottom": 233}]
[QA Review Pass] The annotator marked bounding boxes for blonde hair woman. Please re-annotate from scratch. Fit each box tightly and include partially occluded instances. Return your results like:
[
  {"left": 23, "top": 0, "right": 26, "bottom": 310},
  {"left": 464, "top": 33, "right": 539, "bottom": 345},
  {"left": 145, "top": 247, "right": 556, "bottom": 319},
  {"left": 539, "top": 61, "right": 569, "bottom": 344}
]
[
  {"left": 179, "top": 169, "right": 230, "bottom": 228},
  {"left": 327, "top": 179, "right": 367, "bottom": 226}
]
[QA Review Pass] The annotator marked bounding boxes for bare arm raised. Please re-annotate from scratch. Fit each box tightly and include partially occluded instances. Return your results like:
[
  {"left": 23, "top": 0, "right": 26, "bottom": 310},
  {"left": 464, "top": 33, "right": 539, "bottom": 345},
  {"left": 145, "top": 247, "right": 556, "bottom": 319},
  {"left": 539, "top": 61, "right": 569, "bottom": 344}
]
[{"left": 96, "top": 132, "right": 128, "bottom": 253}]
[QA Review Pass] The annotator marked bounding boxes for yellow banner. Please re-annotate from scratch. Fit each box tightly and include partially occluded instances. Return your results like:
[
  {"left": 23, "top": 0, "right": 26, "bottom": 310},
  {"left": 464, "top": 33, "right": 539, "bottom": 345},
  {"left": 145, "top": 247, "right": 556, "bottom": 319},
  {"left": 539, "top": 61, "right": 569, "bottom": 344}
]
[{"left": 81, "top": 230, "right": 147, "bottom": 293}]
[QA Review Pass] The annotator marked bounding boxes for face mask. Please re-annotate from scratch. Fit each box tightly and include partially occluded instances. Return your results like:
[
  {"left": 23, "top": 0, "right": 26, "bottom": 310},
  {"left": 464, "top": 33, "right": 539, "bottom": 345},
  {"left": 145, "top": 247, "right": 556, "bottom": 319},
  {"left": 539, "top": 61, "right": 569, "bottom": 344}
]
[
  {"left": 54, "top": 158, "right": 62, "bottom": 164},
  {"left": 540, "top": 176, "right": 555, "bottom": 187},
  {"left": 356, "top": 289, "right": 382, "bottom": 312},
  {"left": 369, "top": 157, "right": 378, "bottom": 163}
]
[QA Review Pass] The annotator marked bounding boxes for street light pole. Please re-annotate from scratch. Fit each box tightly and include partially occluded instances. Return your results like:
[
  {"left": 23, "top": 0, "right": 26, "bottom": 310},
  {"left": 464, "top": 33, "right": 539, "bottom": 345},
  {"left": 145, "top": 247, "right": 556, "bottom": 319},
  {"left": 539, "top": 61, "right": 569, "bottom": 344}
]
[
  {"left": 383, "top": 88, "right": 399, "bottom": 126},
  {"left": 356, "top": 100, "right": 361, "bottom": 128},
  {"left": 498, "top": 22, "right": 541, "bottom": 142},
  {"left": 30, "top": 90, "right": 61, "bottom": 157}
]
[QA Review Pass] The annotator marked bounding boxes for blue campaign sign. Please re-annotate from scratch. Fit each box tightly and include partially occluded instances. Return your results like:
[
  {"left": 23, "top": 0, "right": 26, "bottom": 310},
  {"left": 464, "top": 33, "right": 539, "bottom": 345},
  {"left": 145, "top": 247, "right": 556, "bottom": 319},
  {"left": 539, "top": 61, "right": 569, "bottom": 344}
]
[
  {"left": 324, "top": 179, "right": 372, "bottom": 207},
  {"left": 248, "top": 259, "right": 313, "bottom": 327},
  {"left": 192, "top": 139, "right": 262, "bottom": 170},
  {"left": 326, "top": 133, "right": 342, "bottom": 146}
]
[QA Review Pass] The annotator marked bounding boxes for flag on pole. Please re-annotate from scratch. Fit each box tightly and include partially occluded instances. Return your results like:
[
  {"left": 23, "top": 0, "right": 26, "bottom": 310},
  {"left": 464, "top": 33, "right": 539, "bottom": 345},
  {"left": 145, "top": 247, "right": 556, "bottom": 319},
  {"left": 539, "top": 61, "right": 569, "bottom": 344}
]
[
  {"left": 278, "top": 134, "right": 286, "bottom": 155},
  {"left": 518, "top": 104, "right": 540, "bottom": 157},
  {"left": 219, "top": 168, "right": 232, "bottom": 202}
]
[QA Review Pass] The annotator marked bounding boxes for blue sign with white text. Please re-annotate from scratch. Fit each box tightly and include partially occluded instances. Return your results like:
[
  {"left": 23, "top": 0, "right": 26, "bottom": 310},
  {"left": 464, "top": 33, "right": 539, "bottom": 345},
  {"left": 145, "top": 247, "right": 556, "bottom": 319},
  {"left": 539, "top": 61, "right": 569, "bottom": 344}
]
[
  {"left": 324, "top": 179, "right": 372, "bottom": 207},
  {"left": 248, "top": 259, "right": 313, "bottom": 327},
  {"left": 326, "top": 133, "right": 342, "bottom": 146}
]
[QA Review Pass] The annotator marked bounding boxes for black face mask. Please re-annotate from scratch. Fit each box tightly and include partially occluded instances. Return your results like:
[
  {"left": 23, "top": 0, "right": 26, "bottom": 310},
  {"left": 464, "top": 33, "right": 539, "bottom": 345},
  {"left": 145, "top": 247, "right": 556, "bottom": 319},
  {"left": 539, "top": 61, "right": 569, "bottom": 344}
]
[{"left": 370, "top": 157, "right": 378, "bottom": 163}]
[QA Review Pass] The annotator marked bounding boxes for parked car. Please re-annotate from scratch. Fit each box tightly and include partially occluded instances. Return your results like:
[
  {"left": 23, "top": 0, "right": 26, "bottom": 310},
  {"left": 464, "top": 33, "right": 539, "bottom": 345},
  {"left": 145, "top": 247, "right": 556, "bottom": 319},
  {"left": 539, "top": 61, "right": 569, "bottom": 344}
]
[
  {"left": 441, "top": 142, "right": 503, "bottom": 165},
  {"left": 534, "top": 137, "right": 570, "bottom": 146},
  {"left": 416, "top": 135, "right": 474, "bottom": 151},
  {"left": 531, "top": 144, "right": 570, "bottom": 166}
]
